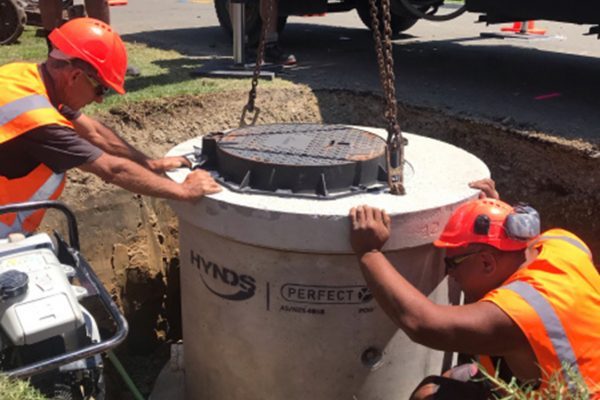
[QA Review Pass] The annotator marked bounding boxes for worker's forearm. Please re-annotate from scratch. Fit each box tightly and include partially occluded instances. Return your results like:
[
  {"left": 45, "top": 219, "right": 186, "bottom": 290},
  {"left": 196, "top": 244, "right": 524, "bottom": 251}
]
[
  {"left": 80, "top": 154, "right": 188, "bottom": 201},
  {"left": 90, "top": 120, "right": 151, "bottom": 166},
  {"left": 74, "top": 115, "right": 152, "bottom": 166},
  {"left": 358, "top": 251, "right": 438, "bottom": 340}
]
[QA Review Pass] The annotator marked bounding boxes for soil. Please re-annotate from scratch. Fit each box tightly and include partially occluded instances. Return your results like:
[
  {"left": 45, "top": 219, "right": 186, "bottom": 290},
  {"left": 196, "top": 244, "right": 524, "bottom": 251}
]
[{"left": 44, "top": 86, "right": 599, "bottom": 399}]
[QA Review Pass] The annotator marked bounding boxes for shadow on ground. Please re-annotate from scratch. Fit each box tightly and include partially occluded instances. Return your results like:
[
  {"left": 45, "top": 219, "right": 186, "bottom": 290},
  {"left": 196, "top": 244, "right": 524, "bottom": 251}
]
[{"left": 122, "top": 23, "right": 600, "bottom": 142}]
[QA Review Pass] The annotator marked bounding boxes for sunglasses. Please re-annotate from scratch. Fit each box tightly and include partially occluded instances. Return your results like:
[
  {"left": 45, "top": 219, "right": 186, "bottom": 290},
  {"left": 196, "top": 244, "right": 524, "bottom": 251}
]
[
  {"left": 444, "top": 250, "right": 481, "bottom": 271},
  {"left": 84, "top": 73, "right": 109, "bottom": 97}
]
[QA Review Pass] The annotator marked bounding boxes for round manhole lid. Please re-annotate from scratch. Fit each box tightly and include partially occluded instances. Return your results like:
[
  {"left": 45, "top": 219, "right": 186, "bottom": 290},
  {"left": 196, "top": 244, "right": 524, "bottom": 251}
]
[
  {"left": 219, "top": 124, "right": 386, "bottom": 166},
  {"left": 207, "top": 124, "right": 388, "bottom": 198}
]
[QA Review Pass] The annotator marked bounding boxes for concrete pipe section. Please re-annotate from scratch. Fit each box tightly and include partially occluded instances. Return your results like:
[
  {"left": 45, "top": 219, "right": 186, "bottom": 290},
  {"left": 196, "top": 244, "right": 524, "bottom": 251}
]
[{"left": 162, "top": 124, "right": 489, "bottom": 400}]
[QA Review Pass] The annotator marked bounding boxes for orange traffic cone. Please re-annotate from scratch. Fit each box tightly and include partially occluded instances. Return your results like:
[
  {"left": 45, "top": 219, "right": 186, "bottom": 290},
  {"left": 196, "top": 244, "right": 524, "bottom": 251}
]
[
  {"left": 108, "top": 0, "right": 128, "bottom": 6},
  {"left": 501, "top": 21, "right": 546, "bottom": 35}
]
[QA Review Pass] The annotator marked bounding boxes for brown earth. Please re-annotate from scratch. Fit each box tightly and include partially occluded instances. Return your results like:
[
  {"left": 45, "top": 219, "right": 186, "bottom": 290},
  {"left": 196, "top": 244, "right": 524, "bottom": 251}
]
[{"left": 43, "top": 86, "right": 599, "bottom": 398}]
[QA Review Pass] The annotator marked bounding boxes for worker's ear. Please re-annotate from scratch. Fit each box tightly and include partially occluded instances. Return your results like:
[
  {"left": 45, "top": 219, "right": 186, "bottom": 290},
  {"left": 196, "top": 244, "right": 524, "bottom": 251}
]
[
  {"left": 66, "top": 67, "right": 83, "bottom": 87},
  {"left": 480, "top": 252, "right": 496, "bottom": 274}
]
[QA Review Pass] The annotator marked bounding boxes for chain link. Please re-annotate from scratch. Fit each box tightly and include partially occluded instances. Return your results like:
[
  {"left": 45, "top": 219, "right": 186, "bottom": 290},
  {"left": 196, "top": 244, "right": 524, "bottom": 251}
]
[
  {"left": 241, "top": 0, "right": 405, "bottom": 193},
  {"left": 241, "top": 0, "right": 274, "bottom": 127},
  {"left": 368, "top": 0, "right": 406, "bottom": 195}
]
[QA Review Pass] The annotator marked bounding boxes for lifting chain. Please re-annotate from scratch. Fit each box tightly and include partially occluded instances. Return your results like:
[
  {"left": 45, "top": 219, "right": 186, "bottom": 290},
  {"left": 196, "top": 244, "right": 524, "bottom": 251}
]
[
  {"left": 240, "top": 0, "right": 274, "bottom": 127},
  {"left": 368, "top": 0, "right": 406, "bottom": 195}
]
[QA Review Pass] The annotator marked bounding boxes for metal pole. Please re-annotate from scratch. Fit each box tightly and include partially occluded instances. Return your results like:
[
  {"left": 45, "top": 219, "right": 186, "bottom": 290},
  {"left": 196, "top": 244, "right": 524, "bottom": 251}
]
[
  {"left": 230, "top": 0, "right": 246, "bottom": 65},
  {"left": 519, "top": 20, "right": 527, "bottom": 34},
  {"left": 192, "top": 0, "right": 277, "bottom": 78}
]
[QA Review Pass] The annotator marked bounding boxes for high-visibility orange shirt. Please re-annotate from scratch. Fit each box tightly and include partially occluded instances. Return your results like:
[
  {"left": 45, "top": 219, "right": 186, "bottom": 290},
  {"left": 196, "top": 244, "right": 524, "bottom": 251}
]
[
  {"left": 481, "top": 229, "right": 600, "bottom": 396},
  {"left": 0, "top": 62, "right": 72, "bottom": 235}
]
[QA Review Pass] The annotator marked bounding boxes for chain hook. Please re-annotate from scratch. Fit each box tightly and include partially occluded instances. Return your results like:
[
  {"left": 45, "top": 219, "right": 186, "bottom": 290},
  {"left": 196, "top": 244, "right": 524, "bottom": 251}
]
[
  {"left": 386, "top": 133, "right": 406, "bottom": 195},
  {"left": 239, "top": 0, "right": 274, "bottom": 123},
  {"left": 368, "top": 0, "right": 407, "bottom": 195},
  {"left": 240, "top": 104, "right": 260, "bottom": 127}
]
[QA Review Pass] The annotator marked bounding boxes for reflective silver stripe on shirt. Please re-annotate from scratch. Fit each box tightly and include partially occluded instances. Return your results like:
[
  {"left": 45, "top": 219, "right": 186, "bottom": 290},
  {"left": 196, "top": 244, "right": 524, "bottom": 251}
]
[
  {"left": 529, "top": 235, "right": 591, "bottom": 259},
  {"left": 503, "top": 280, "right": 586, "bottom": 390},
  {"left": 0, "top": 94, "right": 54, "bottom": 126},
  {"left": 0, "top": 172, "right": 64, "bottom": 237},
  {"left": 0, "top": 221, "right": 13, "bottom": 238}
]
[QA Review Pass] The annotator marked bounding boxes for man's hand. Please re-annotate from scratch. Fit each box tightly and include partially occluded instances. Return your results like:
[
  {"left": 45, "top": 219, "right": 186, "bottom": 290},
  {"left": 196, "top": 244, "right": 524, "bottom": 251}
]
[
  {"left": 148, "top": 156, "right": 192, "bottom": 173},
  {"left": 349, "top": 205, "right": 391, "bottom": 255},
  {"left": 469, "top": 178, "right": 499, "bottom": 200},
  {"left": 181, "top": 170, "right": 222, "bottom": 201}
]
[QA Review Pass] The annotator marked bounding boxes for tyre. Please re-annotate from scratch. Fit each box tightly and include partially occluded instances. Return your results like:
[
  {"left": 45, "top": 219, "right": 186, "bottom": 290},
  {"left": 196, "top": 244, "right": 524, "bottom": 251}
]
[
  {"left": 214, "top": 0, "right": 287, "bottom": 45},
  {"left": 51, "top": 384, "right": 80, "bottom": 400},
  {"left": 0, "top": 0, "right": 27, "bottom": 45},
  {"left": 356, "top": 0, "right": 418, "bottom": 34},
  {"left": 49, "top": 367, "right": 105, "bottom": 400}
]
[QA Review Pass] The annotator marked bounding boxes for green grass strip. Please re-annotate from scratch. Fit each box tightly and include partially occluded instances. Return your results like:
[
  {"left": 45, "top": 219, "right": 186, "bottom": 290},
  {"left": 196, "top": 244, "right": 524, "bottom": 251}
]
[{"left": 1, "top": 27, "right": 291, "bottom": 114}]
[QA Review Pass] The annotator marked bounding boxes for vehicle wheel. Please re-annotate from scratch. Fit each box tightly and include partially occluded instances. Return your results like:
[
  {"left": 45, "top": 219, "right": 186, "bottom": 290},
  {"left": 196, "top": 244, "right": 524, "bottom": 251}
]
[
  {"left": 0, "top": 0, "right": 27, "bottom": 45},
  {"left": 356, "top": 0, "right": 418, "bottom": 34},
  {"left": 214, "top": 0, "right": 287, "bottom": 45},
  {"left": 49, "top": 368, "right": 105, "bottom": 400},
  {"left": 51, "top": 384, "right": 81, "bottom": 400}
]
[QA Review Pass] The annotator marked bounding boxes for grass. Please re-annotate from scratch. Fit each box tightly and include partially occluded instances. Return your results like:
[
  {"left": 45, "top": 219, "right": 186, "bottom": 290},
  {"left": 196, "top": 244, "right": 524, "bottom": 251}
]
[
  {"left": 479, "top": 363, "right": 597, "bottom": 400},
  {"left": 0, "top": 375, "right": 47, "bottom": 400},
  {"left": 1, "top": 26, "right": 292, "bottom": 114}
]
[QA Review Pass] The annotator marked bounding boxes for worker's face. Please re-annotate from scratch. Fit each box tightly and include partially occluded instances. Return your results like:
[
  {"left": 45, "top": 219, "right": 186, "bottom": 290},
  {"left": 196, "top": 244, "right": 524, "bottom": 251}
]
[
  {"left": 82, "top": 72, "right": 109, "bottom": 99},
  {"left": 445, "top": 245, "right": 497, "bottom": 303},
  {"left": 63, "top": 68, "right": 105, "bottom": 109}
]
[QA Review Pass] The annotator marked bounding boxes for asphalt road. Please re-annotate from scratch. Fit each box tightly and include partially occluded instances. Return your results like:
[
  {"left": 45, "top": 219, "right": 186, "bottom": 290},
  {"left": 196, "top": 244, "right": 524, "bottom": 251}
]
[{"left": 111, "top": 0, "right": 600, "bottom": 143}]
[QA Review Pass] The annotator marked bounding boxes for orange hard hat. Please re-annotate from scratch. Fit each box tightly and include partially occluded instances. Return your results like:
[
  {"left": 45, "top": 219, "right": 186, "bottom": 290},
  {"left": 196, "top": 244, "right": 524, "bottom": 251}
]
[
  {"left": 49, "top": 18, "right": 127, "bottom": 94},
  {"left": 434, "top": 198, "right": 535, "bottom": 251}
]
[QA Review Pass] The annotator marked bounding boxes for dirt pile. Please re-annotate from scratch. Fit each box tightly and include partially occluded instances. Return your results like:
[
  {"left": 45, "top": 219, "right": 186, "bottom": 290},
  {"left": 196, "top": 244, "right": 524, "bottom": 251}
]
[{"left": 45, "top": 86, "right": 599, "bottom": 397}]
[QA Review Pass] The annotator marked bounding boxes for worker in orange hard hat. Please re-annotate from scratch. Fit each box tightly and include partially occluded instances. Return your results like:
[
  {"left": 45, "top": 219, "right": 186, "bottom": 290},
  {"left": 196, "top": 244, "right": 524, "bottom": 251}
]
[
  {"left": 39, "top": 0, "right": 140, "bottom": 76},
  {"left": 0, "top": 18, "right": 221, "bottom": 237},
  {"left": 349, "top": 189, "right": 600, "bottom": 398}
]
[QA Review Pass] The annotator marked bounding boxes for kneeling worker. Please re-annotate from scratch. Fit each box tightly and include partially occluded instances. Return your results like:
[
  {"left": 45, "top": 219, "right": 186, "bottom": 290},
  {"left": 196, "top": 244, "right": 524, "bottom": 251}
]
[
  {"left": 0, "top": 18, "right": 221, "bottom": 236},
  {"left": 349, "top": 199, "right": 599, "bottom": 398}
]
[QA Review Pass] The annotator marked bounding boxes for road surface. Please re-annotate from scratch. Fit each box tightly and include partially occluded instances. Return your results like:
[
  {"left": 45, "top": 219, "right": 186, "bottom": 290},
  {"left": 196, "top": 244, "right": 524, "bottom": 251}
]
[{"left": 111, "top": 0, "right": 600, "bottom": 143}]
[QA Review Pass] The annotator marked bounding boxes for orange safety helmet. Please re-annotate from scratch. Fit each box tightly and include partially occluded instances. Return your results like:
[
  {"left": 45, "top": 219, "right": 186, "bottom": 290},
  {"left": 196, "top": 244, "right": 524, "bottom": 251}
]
[
  {"left": 48, "top": 18, "right": 127, "bottom": 94},
  {"left": 434, "top": 198, "right": 536, "bottom": 251}
]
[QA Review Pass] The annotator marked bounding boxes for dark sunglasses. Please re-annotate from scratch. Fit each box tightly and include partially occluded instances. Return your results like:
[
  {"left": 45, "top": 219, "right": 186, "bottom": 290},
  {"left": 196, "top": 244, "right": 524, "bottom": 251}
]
[
  {"left": 444, "top": 251, "right": 481, "bottom": 271},
  {"left": 84, "top": 73, "right": 110, "bottom": 97}
]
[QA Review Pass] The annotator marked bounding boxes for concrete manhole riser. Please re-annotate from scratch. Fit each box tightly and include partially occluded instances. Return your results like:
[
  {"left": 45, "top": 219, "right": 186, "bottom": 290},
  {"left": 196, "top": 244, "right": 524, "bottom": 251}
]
[{"left": 165, "top": 126, "right": 489, "bottom": 399}]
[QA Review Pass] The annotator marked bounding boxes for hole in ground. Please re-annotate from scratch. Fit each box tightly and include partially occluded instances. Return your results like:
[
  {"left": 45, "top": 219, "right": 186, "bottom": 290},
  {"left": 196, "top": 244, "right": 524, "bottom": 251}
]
[{"left": 42, "top": 87, "right": 599, "bottom": 399}]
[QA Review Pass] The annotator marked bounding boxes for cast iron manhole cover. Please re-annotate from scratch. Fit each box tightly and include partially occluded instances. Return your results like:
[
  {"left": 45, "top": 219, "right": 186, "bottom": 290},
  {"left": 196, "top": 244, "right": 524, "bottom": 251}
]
[{"left": 199, "top": 123, "right": 390, "bottom": 199}]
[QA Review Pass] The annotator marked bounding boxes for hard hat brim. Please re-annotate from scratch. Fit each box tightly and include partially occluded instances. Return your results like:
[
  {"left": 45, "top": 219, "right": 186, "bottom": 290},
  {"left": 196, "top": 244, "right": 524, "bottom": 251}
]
[{"left": 433, "top": 239, "right": 465, "bottom": 248}]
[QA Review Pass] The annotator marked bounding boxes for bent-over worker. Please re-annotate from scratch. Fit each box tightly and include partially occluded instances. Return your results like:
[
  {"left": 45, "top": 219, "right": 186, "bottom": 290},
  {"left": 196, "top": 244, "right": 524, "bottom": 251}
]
[
  {"left": 0, "top": 18, "right": 220, "bottom": 236},
  {"left": 349, "top": 198, "right": 599, "bottom": 398}
]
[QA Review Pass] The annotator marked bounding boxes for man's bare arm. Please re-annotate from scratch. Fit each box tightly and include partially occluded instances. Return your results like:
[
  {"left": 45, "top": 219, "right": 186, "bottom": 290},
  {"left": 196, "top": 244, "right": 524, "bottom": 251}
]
[
  {"left": 72, "top": 114, "right": 189, "bottom": 173},
  {"left": 79, "top": 153, "right": 221, "bottom": 201},
  {"left": 350, "top": 205, "right": 526, "bottom": 356},
  {"left": 72, "top": 114, "right": 149, "bottom": 163},
  {"left": 358, "top": 250, "right": 525, "bottom": 355}
]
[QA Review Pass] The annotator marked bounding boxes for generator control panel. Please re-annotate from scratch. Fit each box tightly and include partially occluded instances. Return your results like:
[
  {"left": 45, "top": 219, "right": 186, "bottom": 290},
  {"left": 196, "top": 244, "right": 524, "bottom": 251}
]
[{"left": 0, "top": 233, "right": 85, "bottom": 346}]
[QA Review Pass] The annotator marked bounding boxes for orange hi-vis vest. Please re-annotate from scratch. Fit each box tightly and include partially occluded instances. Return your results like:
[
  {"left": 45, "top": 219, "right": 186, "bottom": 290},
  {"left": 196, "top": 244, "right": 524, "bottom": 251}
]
[
  {"left": 0, "top": 62, "right": 72, "bottom": 236},
  {"left": 481, "top": 229, "right": 600, "bottom": 396}
]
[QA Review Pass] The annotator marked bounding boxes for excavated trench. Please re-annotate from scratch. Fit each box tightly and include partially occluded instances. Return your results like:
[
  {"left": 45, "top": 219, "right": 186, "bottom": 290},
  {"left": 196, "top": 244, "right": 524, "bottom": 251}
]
[{"left": 42, "top": 87, "right": 600, "bottom": 398}]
